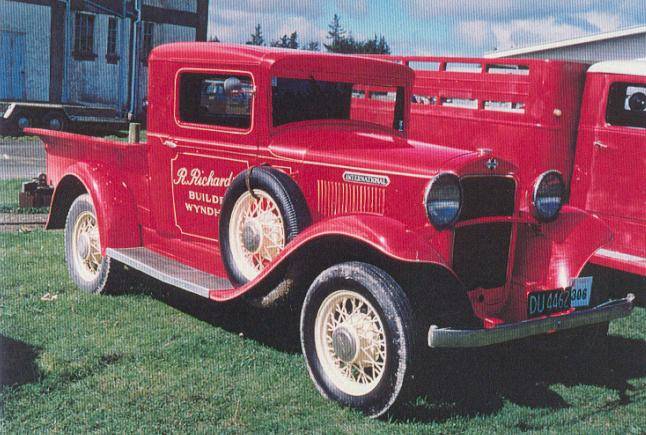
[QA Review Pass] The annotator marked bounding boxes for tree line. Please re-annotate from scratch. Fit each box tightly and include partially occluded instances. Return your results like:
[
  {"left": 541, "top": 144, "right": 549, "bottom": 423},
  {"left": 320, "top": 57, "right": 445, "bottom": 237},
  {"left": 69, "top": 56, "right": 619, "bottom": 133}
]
[{"left": 210, "top": 14, "right": 390, "bottom": 54}]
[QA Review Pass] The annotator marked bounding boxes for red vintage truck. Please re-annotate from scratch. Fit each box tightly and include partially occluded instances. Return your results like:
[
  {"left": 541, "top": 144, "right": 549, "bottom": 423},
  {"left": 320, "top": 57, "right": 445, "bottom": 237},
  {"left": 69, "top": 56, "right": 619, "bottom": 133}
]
[
  {"left": 355, "top": 56, "right": 645, "bottom": 288},
  {"left": 27, "top": 44, "right": 635, "bottom": 417}
]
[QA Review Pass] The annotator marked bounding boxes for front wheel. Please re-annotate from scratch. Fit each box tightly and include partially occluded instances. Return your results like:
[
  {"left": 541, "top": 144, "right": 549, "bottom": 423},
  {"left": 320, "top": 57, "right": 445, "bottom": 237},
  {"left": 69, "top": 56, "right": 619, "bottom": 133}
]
[{"left": 300, "top": 262, "right": 414, "bottom": 417}]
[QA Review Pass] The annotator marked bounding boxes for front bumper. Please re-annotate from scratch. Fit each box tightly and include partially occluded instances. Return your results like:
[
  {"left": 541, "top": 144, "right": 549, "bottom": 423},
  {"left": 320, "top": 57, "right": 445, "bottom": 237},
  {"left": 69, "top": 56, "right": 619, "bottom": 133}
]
[{"left": 428, "top": 294, "right": 635, "bottom": 348}]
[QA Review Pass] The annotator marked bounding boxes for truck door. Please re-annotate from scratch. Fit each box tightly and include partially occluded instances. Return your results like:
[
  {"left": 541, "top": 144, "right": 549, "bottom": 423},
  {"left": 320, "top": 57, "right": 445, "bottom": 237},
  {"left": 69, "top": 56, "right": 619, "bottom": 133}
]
[
  {"left": 589, "top": 80, "right": 645, "bottom": 262},
  {"left": 147, "top": 70, "right": 257, "bottom": 265}
]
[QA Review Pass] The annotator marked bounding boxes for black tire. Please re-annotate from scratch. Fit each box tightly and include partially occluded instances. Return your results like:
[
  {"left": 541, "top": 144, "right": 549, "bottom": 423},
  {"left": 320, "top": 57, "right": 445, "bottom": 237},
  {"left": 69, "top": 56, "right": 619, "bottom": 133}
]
[
  {"left": 300, "top": 262, "right": 414, "bottom": 418},
  {"left": 219, "top": 166, "right": 310, "bottom": 286},
  {"left": 64, "top": 194, "right": 124, "bottom": 294},
  {"left": 12, "top": 111, "right": 33, "bottom": 134},
  {"left": 42, "top": 111, "right": 68, "bottom": 131}
]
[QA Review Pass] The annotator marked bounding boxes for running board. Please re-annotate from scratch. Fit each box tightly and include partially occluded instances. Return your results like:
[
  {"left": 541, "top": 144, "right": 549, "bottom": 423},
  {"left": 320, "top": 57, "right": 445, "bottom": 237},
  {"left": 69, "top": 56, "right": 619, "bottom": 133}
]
[{"left": 106, "top": 247, "right": 232, "bottom": 298}]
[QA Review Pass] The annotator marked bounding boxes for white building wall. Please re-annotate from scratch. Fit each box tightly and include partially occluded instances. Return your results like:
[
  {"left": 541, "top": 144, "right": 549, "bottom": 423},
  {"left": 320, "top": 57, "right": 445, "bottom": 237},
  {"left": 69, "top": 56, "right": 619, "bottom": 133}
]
[
  {"left": 143, "top": 0, "right": 196, "bottom": 13},
  {"left": 0, "top": 0, "right": 51, "bottom": 100},
  {"left": 67, "top": 14, "right": 131, "bottom": 107},
  {"left": 503, "top": 34, "right": 646, "bottom": 63},
  {"left": 137, "top": 22, "right": 195, "bottom": 110}
]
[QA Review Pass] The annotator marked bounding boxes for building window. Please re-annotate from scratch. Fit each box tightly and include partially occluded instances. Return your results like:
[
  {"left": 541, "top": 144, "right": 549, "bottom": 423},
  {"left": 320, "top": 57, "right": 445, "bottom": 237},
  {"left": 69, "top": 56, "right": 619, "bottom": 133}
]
[
  {"left": 73, "top": 12, "right": 96, "bottom": 60},
  {"left": 106, "top": 16, "right": 119, "bottom": 64},
  {"left": 141, "top": 22, "right": 154, "bottom": 63}
]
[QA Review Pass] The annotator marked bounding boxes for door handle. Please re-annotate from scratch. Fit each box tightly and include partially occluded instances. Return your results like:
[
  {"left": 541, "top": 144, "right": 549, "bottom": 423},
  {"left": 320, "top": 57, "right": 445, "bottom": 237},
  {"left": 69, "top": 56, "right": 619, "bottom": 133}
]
[
  {"left": 593, "top": 141, "right": 608, "bottom": 150},
  {"left": 163, "top": 140, "right": 178, "bottom": 149}
]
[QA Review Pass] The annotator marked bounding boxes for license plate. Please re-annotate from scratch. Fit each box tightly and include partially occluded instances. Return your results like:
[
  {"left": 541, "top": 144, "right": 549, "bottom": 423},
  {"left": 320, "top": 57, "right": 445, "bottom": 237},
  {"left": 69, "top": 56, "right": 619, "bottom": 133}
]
[{"left": 527, "top": 277, "right": 593, "bottom": 318}]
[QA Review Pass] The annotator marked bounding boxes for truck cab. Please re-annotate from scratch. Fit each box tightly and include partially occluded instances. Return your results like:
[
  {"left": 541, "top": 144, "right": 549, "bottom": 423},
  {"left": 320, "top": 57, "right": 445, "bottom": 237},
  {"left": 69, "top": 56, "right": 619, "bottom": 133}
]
[{"left": 570, "top": 60, "right": 646, "bottom": 278}]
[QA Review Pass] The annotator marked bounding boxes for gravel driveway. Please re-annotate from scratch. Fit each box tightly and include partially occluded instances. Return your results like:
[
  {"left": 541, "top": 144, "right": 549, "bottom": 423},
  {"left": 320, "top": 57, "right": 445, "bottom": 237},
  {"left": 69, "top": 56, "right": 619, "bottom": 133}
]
[{"left": 0, "top": 136, "right": 46, "bottom": 180}]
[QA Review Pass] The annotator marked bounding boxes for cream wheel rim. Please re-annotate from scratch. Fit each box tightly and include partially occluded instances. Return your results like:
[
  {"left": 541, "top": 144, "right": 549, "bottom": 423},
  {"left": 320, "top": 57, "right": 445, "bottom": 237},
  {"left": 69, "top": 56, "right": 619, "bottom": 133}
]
[
  {"left": 314, "top": 290, "right": 387, "bottom": 396},
  {"left": 71, "top": 210, "right": 102, "bottom": 282},
  {"left": 228, "top": 190, "right": 285, "bottom": 281}
]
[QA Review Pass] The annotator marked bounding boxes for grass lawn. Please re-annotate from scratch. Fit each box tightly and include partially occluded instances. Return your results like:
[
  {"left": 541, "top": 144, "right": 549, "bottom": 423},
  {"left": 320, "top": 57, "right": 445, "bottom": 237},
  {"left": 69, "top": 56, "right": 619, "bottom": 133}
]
[
  {"left": 1, "top": 230, "right": 644, "bottom": 433},
  {"left": 0, "top": 179, "right": 48, "bottom": 214}
]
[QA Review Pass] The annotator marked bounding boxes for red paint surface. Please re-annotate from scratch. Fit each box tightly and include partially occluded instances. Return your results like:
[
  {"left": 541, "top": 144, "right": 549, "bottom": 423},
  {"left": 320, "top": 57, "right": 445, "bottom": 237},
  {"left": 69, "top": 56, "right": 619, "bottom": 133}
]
[
  {"left": 362, "top": 55, "right": 644, "bottom": 277},
  {"left": 26, "top": 44, "right": 620, "bottom": 328}
]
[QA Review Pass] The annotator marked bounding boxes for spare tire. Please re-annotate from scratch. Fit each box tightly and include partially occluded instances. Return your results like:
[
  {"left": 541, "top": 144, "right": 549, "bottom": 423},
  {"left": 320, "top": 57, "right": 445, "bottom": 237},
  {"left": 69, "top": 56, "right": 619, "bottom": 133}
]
[{"left": 219, "top": 166, "right": 310, "bottom": 286}]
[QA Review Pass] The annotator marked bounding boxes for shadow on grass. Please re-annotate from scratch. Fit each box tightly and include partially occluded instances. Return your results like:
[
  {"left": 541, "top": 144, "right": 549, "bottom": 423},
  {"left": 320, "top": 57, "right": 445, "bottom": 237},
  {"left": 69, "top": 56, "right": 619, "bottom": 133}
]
[
  {"left": 0, "top": 335, "right": 41, "bottom": 388},
  {"left": 396, "top": 334, "right": 645, "bottom": 423},
  {"left": 120, "top": 273, "right": 303, "bottom": 354},
  {"left": 120, "top": 275, "right": 645, "bottom": 423}
]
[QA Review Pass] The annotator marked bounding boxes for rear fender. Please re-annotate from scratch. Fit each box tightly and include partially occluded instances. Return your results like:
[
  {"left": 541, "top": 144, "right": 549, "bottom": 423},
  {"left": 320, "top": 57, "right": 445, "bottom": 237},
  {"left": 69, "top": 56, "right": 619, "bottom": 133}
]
[
  {"left": 211, "top": 215, "right": 453, "bottom": 301},
  {"left": 48, "top": 163, "right": 140, "bottom": 254},
  {"left": 511, "top": 205, "right": 612, "bottom": 290}
]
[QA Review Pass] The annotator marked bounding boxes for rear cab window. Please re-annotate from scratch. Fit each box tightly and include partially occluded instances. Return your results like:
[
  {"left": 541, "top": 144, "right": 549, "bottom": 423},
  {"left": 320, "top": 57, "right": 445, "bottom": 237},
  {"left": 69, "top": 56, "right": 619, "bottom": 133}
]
[
  {"left": 271, "top": 76, "right": 405, "bottom": 131},
  {"left": 606, "top": 82, "right": 646, "bottom": 129},
  {"left": 178, "top": 72, "right": 254, "bottom": 130}
]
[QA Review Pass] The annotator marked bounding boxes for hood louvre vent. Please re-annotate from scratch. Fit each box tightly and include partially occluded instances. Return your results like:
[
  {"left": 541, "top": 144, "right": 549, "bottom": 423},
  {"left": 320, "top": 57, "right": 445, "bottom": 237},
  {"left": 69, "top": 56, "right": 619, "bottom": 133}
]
[{"left": 317, "top": 180, "right": 386, "bottom": 216}]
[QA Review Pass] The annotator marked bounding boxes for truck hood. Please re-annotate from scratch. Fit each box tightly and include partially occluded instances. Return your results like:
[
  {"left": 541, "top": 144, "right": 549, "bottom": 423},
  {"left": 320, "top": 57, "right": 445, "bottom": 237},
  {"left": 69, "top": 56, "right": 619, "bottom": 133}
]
[{"left": 267, "top": 121, "right": 475, "bottom": 178}]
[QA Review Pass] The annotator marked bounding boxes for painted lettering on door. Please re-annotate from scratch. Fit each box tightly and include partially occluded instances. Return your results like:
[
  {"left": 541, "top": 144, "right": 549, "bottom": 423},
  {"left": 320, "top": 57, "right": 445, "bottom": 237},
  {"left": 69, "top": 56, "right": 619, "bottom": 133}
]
[{"left": 171, "top": 153, "right": 248, "bottom": 241}]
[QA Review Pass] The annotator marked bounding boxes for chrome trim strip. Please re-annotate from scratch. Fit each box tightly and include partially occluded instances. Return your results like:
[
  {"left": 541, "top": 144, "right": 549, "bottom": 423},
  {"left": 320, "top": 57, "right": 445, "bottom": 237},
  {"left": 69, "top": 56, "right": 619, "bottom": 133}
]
[
  {"left": 428, "top": 294, "right": 635, "bottom": 348},
  {"left": 595, "top": 248, "right": 646, "bottom": 264}
]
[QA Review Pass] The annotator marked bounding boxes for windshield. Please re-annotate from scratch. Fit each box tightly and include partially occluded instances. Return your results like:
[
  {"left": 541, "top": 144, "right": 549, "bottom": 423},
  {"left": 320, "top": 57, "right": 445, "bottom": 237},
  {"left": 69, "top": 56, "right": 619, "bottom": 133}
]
[{"left": 271, "top": 77, "right": 405, "bottom": 131}]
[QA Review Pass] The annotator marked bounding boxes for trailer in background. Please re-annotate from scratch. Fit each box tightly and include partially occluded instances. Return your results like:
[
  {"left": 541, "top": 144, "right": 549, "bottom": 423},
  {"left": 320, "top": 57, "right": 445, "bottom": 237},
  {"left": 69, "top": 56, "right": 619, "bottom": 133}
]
[{"left": 0, "top": 101, "right": 128, "bottom": 136}]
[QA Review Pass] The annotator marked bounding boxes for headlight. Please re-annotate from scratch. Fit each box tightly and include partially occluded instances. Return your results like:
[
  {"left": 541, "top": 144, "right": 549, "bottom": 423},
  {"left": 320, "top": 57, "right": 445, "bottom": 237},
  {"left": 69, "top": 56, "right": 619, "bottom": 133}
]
[
  {"left": 425, "top": 173, "right": 462, "bottom": 229},
  {"left": 532, "top": 170, "right": 565, "bottom": 222}
]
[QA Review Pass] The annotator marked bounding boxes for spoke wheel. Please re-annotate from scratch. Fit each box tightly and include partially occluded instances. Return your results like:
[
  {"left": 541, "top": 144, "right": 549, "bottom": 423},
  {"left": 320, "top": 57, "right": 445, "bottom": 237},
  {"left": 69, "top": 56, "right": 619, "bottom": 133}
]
[
  {"left": 315, "top": 290, "right": 387, "bottom": 396},
  {"left": 71, "top": 210, "right": 103, "bottom": 282},
  {"left": 64, "top": 194, "right": 127, "bottom": 294},
  {"left": 300, "top": 262, "right": 414, "bottom": 417},
  {"left": 228, "top": 190, "right": 285, "bottom": 281}
]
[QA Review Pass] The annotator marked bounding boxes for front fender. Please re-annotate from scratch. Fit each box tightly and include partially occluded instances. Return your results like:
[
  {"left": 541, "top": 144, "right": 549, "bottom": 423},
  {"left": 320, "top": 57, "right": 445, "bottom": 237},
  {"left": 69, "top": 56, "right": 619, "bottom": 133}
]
[
  {"left": 291, "top": 215, "right": 447, "bottom": 265},
  {"left": 50, "top": 162, "right": 140, "bottom": 254},
  {"left": 211, "top": 215, "right": 450, "bottom": 301},
  {"left": 511, "top": 205, "right": 612, "bottom": 290}
]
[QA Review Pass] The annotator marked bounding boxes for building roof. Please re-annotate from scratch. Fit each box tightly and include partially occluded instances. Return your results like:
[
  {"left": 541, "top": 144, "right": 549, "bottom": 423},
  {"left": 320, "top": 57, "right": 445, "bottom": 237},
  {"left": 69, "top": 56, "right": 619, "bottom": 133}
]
[
  {"left": 149, "top": 43, "right": 413, "bottom": 85},
  {"left": 588, "top": 59, "right": 646, "bottom": 77},
  {"left": 485, "top": 25, "right": 646, "bottom": 59}
]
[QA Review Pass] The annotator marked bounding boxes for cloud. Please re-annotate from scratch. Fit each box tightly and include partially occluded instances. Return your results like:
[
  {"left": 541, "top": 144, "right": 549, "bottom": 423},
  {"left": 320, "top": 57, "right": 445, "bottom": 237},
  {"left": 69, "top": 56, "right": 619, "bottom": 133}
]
[
  {"left": 411, "top": 0, "right": 646, "bottom": 53},
  {"left": 457, "top": 20, "right": 497, "bottom": 50},
  {"left": 334, "top": 0, "right": 368, "bottom": 16},
  {"left": 403, "top": 0, "right": 639, "bottom": 22},
  {"left": 209, "top": 1, "right": 327, "bottom": 44}
]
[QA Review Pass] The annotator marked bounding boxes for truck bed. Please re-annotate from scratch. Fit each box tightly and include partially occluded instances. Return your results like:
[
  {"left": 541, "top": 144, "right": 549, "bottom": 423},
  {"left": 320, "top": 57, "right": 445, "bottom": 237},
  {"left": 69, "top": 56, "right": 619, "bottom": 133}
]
[
  {"left": 355, "top": 56, "right": 589, "bottom": 188},
  {"left": 25, "top": 128, "right": 149, "bottom": 212}
]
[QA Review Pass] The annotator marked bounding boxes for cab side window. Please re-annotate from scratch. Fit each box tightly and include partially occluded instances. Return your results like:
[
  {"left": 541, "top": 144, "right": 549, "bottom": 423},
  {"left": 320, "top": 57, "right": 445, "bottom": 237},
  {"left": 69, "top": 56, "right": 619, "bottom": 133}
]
[
  {"left": 606, "top": 82, "right": 646, "bottom": 128},
  {"left": 179, "top": 73, "right": 253, "bottom": 129}
]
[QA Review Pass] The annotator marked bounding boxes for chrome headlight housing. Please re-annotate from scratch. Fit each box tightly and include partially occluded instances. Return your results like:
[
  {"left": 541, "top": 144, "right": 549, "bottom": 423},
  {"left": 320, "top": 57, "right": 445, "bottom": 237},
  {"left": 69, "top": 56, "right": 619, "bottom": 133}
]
[
  {"left": 425, "top": 173, "right": 462, "bottom": 229},
  {"left": 532, "top": 170, "right": 565, "bottom": 222}
]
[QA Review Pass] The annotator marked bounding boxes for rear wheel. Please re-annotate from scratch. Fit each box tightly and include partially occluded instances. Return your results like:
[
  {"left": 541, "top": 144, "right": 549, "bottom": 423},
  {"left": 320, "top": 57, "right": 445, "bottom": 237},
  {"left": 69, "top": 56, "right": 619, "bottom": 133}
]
[
  {"left": 13, "top": 111, "right": 32, "bottom": 134},
  {"left": 42, "top": 111, "right": 68, "bottom": 131},
  {"left": 300, "top": 262, "right": 414, "bottom": 417},
  {"left": 64, "top": 194, "right": 124, "bottom": 294}
]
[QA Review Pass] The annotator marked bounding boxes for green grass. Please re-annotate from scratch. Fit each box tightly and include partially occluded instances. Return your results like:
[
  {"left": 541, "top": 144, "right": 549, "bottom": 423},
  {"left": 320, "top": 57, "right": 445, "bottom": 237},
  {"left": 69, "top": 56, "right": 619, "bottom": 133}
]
[
  {"left": 0, "top": 179, "right": 48, "bottom": 214},
  {"left": 0, "top": 136, "right": 40, "bottom": 143},
  {"left": 1, "top": 230, "right": 644, "bottom": 433}
]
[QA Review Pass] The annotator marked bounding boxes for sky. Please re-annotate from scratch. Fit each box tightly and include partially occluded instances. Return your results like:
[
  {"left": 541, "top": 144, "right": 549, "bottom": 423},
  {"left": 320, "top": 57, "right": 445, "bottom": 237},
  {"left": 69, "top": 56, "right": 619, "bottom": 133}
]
[{"left": 208, "top": 0, "right": 646, "bottom": 55}]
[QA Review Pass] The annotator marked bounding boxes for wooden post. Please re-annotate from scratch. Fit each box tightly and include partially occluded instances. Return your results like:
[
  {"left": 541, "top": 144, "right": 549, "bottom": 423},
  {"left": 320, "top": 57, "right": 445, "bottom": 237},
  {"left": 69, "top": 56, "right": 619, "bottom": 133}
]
[{"left": 128, "top": 122, "right": 141, "bottom": 143}]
